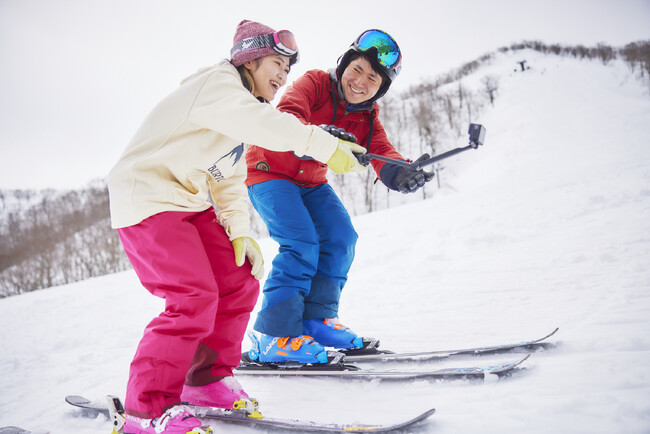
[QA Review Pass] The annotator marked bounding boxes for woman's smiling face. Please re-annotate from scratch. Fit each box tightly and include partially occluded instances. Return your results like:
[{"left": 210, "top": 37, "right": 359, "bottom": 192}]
[{"left": 246, "top": 54, "right": 291, "bottom": 101}]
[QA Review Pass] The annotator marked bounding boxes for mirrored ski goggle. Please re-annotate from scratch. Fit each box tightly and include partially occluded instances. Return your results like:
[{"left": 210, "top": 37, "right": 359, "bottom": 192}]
[
  {"left": 230, "top": 30, "right": 298, "bottom": 58},
  {"left": 354, "top": 29, "right": 402, "bottom": 74}
]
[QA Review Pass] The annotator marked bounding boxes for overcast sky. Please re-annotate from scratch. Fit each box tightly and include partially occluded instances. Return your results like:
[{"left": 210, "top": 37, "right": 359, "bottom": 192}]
[{"left": 1, "top": 0, "right": 648, "bottom": 190}]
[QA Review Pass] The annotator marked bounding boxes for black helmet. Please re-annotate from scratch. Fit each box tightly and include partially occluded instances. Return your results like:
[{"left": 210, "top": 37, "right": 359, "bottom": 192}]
[{"left": 335, "top": 29, "right": 402, "bottom": 103}]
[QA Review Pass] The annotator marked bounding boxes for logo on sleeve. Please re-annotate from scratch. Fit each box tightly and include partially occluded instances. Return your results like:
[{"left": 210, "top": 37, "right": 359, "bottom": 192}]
[{"left": 207, "top": 143, "right": 244, "bottom": 182}]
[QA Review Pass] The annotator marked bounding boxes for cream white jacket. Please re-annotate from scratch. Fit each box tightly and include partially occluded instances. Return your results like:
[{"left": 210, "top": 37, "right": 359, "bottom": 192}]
[{"left": 108, "top": 60, "right": 338, "bottom": 238}]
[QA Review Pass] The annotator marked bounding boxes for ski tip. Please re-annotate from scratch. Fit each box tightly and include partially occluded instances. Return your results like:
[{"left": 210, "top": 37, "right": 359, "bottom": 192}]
[
  {"left": 66, "top": 394, "right": 113, "bottom": 417},
  {"left": 508, "top": 353, "right": 531, "bottom": 373},
  {"left": 424, "top": 407, "right": 437, "bottom": 417},
  {"left": 533, "top": 327, "right": 559, "bottom": 346},
  {"left": 487, "top": 353, "right": 531, "bottom": 375},
  {"left": 64, "top": 395, "right": 88, "bottom": 405},
  {"left": 350, "top": 407, "right": 436, "bottom": 431},
  {"left": 0, "top": 427, "right": 33, "bottom": 434},
  {"left": 394, "top": 407, "right": 436, "bottom": 430},
  {"left": 509, "top": 353, "right": 531, "bottom": 367}
]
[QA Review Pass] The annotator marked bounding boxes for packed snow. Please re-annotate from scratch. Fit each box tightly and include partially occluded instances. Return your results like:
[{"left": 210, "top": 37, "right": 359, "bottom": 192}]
[{"left": 1, "top": 50, "right": 650, "bottom": 433}]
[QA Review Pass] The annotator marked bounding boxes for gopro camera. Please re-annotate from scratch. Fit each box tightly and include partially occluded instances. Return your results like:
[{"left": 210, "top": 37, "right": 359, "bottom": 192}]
[{"left": 468, "top": 124, "right": 486, "bottom": 148}]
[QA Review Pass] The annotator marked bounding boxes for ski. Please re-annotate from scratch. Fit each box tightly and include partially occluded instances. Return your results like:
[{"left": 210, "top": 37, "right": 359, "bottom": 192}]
[
  {"left": 65, "top": 395, "right": 435, "bottom": 433},
  {"left": 192, "top": 405, "right": 435, "bottom": 432},
  {"left": 236, "top": 354, "right": 530, "bottom": 379},
  {"left": 340, "top": 327, "right": 559, "bottom": 363},
  {"left": 0, "top": 427, "right": 47, "bottom": 434},
  {"left": 0, "top": 428, "right": 31, "bottom": 434}
]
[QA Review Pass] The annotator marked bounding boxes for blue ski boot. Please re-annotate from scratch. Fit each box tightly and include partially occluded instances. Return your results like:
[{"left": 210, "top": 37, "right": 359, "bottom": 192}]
[
  {"left": 303, "top": 318, "right": 364, "bottom": 349},
  {"left": 247, "top": 332, "right": 329, "bottom": 364}
]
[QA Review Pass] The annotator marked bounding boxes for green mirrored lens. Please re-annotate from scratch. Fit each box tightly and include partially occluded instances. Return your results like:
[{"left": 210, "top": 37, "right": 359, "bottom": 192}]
[{"left": 356, "top": 30, "right": 400, "bottom": 67}]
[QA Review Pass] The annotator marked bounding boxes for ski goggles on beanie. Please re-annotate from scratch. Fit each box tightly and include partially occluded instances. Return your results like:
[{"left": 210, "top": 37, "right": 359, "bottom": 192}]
[
  {"left": 353, "top": 29, "right": 402, "bottom": 79},
  {"left": 230, "top": 30, "right": 299, "bottom": 63}
]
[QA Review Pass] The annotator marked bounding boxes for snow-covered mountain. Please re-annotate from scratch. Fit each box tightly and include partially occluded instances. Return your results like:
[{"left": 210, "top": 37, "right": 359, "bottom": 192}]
[{"left": 1, "top": 49, "right": 649, "bottom": 433}]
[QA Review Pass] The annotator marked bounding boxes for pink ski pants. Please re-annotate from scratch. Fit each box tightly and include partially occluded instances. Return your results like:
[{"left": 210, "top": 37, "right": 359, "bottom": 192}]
[{"left": 117, "top": 209, "right": 259, "bottom": 418}]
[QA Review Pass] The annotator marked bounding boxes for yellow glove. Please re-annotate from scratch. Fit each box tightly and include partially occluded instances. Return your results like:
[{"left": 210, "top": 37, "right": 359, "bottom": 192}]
[
  {"left": 326, "top": 140, "right": 368, "bottom": 174},
  {"left": 231, "top": 237, "right": 264, "bottom": 280}
]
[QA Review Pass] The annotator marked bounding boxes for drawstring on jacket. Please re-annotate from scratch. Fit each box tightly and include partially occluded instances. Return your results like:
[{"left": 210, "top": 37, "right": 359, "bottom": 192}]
[
  {"left": 328, "top": 71, "right": 374, "bottom": 150},
  {"left": 329, "top": 72, "right": 379, "bottom": 186}
]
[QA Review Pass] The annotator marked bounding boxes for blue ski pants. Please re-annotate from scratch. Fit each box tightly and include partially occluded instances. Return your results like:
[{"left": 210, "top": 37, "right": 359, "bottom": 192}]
[{"left": 248, "top": 179, "right": 358, "bottom": 337}]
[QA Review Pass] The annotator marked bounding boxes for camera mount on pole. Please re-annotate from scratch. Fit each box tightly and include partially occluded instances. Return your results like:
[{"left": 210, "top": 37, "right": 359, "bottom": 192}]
[{"left": 356, "top": 123, "right": 486, "bottom": 170}]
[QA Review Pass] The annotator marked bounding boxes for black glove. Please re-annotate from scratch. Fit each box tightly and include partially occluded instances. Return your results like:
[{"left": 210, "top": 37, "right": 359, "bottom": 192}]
[
  {"left": 320, "top": 125, "right": 358, "bottom": 143},
  {"left": 394, "top": 154, "right": 435, "bottom": 194}
]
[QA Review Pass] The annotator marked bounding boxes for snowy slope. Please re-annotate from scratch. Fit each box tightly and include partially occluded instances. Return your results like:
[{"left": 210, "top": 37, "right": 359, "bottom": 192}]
[{"left": 1, "top": 51, "right": 650, "bottom": 433}]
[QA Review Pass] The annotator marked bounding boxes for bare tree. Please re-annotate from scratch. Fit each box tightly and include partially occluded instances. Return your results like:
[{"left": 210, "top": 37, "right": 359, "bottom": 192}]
[{"left": 482, "top": 75, "right": 499, "bottom": 106}]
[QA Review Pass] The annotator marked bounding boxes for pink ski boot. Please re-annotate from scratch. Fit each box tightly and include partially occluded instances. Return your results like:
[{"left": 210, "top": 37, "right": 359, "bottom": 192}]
[
  {"left": 122, "top": 404, "right": 211, "bottom": 434},
  {"left": 181, "top": 376, "right": 261, "bottom": 418}
]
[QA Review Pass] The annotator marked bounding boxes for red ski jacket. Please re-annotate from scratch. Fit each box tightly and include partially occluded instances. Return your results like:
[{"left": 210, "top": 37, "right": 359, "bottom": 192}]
[{"left": 245, "top": 69, "right": 404, "bottom": 188}]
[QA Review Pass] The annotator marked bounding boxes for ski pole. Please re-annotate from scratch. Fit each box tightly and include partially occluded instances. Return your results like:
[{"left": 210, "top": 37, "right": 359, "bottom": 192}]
[{"left": 356, "top": 123, "right": 486, "bottom": 169}]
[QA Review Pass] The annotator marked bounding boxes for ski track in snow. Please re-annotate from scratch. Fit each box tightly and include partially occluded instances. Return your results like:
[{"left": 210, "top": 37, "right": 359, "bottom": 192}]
[{"left": 1, "top": 51, "right": 650, "bottom": 433}]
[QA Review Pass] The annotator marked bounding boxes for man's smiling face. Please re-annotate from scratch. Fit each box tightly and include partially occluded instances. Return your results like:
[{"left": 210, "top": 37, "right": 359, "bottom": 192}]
[{"left": 340, "top": 56, "right": 383, "bottom": 105}]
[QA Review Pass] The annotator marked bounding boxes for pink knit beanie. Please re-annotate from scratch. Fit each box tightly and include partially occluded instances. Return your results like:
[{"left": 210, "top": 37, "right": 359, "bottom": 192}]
[{"left": 230, "top": 20, "right": 277, "bottom": 66}]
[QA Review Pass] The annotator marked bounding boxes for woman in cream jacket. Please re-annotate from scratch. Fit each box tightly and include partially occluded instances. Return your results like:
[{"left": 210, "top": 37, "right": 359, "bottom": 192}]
[{"left": 109, "top": 19, "right": 365, "bottom": 434}]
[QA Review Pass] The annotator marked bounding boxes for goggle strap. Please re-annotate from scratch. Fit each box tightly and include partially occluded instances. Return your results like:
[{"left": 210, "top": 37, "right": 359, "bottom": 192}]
[
  {"left": 231, "top": 33, "right": 297, "bottom": 58},
  {"left": 230, "top": 34, "right": 272, "bottom": 57}
]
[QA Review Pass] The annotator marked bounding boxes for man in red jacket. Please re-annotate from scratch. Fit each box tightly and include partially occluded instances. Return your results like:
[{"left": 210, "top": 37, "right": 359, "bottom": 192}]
[{"left": 245, "top": 29, "right": 433, "bottom": 363}]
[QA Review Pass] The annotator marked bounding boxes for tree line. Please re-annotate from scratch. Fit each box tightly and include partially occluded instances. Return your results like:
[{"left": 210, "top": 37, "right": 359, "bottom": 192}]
[{"left": 0, "top": 181, "right": 131, "bottom": 297}]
